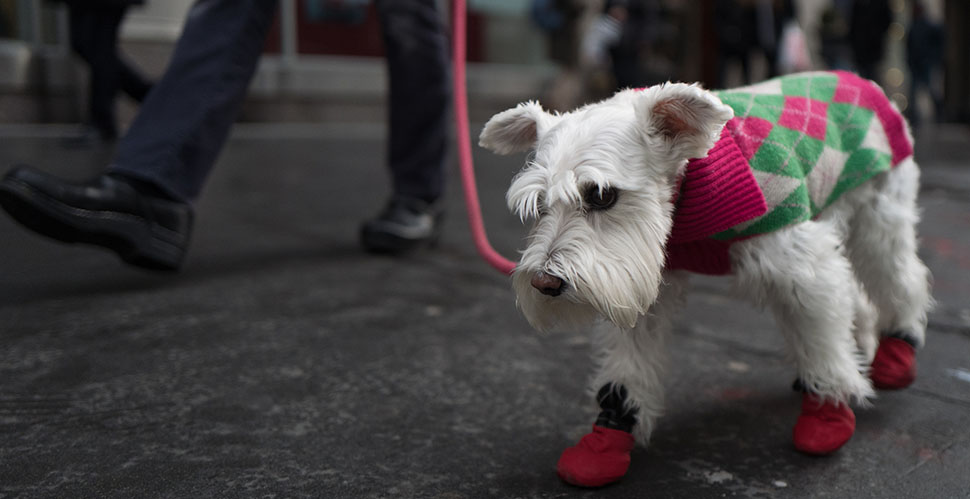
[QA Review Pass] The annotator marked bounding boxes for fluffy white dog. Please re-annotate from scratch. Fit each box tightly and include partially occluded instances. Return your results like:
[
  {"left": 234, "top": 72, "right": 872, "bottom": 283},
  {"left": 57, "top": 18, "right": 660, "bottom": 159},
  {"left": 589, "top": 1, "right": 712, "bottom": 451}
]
[{"left": 479, "top": 71, "right": 932, "bottom": 487}]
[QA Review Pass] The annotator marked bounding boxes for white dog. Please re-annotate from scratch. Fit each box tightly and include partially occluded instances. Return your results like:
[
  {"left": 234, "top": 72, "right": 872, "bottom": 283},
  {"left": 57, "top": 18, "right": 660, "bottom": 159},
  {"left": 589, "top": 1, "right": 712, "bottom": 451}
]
[{"left": 479, "top": 71, "right": 932, "bottom": 487}]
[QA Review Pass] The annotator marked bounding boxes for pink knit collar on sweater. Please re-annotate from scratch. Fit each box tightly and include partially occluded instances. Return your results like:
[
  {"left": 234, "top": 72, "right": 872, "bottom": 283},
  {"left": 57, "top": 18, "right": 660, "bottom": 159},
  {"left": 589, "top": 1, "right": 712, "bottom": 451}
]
[{"left": 664, "top": 124, "right": 768, "bottom": 275}]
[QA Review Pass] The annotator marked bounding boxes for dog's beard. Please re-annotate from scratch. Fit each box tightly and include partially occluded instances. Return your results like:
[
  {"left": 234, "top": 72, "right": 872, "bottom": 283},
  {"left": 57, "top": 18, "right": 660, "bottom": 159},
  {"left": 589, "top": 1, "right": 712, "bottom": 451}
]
[
  {"left": 512, "top": 269, "right": 602, "bottom": 331},
  {"left": 510, "top": 186, "right": 674, "bottom": 332},
  {"left": 512, "top": 237, "right": 666, "bottom": 331},
  {"left": 513, "top": 268, "right": 658, "bottom": 331}
]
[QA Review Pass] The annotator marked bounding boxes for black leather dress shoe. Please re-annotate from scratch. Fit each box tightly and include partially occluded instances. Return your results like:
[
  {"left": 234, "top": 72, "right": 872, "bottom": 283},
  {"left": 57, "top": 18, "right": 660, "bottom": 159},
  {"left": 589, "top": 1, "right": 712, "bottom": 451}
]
[
  {"left": 360, "top": 196, "right": 443, "bottom": 254},
  {"left": 0, "top": 166, "right": 192, "bottom": 270}
]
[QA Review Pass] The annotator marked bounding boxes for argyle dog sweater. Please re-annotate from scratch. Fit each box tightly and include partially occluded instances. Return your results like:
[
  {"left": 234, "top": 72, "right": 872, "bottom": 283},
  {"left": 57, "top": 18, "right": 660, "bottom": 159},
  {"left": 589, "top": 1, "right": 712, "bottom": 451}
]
[{"left": 664, "top": 71, "right": 914, "bottom": 275}]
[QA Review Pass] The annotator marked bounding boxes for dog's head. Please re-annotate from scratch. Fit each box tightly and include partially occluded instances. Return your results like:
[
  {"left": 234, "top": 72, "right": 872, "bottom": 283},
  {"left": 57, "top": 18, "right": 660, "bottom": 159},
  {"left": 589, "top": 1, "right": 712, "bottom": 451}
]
[{"left": 480, "top": 84, "right": 733, "bottom": 330}]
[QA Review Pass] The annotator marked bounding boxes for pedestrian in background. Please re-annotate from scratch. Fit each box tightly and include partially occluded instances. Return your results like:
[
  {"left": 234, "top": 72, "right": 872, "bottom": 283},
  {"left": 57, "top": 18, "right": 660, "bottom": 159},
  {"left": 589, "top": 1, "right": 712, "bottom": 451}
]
[
  {"left": 755, "top": 0, "right": 796, "bottom": 79},
  {"left": 714, "top": 0, "right": 758, "bottom": 87},
  {"left": 55, "top": 0, "right": 154, "bottom": 146},
  {"left": 849, "top": 0, "right": 893, "bottom": 81},
  {"left": 819, "top": 0, "right": 852, "bottom": 71},
  {"left": 906, "top": 0, "right": 944, "bottom": 128}
]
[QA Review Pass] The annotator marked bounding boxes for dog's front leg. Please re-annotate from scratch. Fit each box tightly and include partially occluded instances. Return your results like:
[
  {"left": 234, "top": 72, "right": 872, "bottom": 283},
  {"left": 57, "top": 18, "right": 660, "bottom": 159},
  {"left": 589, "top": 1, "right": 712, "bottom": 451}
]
[{"left": 556, "top": 272, "right": 689, "bottom": 487}]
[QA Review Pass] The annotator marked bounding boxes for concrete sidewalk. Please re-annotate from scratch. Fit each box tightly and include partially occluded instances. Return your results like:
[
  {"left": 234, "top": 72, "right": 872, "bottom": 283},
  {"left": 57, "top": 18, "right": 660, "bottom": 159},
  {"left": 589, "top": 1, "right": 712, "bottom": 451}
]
[{"left": 1, "top": 124, "right": 968, "bottom": 498}]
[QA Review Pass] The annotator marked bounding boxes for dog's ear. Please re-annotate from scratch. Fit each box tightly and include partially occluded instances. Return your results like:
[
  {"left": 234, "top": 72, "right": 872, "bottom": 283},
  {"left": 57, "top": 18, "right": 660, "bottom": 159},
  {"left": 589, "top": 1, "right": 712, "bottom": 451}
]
[
  {"left": 636, "top": 83, "right": 734, "bottom": 160},
  {"left": 479, "top": 101, "right": 556, "bottom": 155}
]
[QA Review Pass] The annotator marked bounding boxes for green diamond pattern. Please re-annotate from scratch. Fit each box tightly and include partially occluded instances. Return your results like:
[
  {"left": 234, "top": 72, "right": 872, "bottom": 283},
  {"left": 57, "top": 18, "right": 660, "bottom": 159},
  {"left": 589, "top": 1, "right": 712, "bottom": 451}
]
[{"left": 710, "top": 72, "right": 900, "bottom": 240}]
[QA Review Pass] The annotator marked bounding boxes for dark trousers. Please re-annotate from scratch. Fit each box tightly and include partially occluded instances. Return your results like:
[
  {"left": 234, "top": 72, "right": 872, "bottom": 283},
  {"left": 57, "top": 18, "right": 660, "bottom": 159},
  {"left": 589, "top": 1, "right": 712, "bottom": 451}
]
[
  {"left": 110, "top": 0, "right": 450, "bottom": 204},
  {"left": 68, "top": 4, "right": 152, "bottom": 137}
]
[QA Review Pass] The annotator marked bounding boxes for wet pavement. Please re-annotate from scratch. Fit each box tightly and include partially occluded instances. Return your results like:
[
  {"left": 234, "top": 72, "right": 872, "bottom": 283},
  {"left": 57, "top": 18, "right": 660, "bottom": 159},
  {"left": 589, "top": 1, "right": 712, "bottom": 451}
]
[{"left": 1, "top": 122, "right": 968, "bottom": 498}]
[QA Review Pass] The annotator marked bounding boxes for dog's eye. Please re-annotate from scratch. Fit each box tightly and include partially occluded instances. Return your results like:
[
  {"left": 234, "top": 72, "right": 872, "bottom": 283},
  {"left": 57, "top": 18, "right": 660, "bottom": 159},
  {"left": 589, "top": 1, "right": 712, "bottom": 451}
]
[{"left": 584, "top": 186, "right": 619, "bottom": 211}]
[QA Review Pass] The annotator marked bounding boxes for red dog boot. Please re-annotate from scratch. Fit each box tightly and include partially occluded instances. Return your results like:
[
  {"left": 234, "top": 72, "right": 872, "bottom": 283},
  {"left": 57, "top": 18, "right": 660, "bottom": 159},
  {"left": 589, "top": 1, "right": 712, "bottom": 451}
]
[
  {"left": 792, "top": 392, "right": 855, "bottom": 455},
  {"left": 557, "top": 425, "right": 635, "bottom": 487},
  {"left": 870, "top": 336, "right": 917, "bottom": 390},
  {"left": 557, "top": 384, "right": 638, "bottom": 487}
]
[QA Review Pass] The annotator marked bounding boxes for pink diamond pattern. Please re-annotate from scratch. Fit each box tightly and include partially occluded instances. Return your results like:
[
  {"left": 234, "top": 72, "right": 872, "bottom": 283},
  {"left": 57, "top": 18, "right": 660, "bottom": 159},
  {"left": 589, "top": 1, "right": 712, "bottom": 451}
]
[
  {"left": 832, "top": 76, "right": 862, "bottom": 104},
  {"left": 778, "top": 96, "right": 828, "bottom": 141},
  {"left": 833, "top": 71, "right": 913, "bottom": 164},
  {"left": 725, "top": 116, "right": 773, "bottom": 161}
]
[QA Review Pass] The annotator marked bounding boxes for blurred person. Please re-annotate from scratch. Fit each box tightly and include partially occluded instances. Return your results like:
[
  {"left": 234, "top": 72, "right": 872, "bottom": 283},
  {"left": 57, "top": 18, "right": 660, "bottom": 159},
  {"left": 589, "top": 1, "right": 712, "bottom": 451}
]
[
  {"left": 580, "top": 1, "right": 625, "bottom": 76},
  {"left": 755, "top": 0, "right": 795, "bottom": 78},
  {"left": 819, "top": 0, "right": 852, "bottom": 70},
  {"left": 0, "top": 0, "right": 449, "bottom": 270},
  {"left": 906, "top": 1, "right": 944, "bottom": 128},
  {"left": 775, "top": 5, "right": 811, "bottom": 75},
  {"left": 849, "top": 0, "right": 892, "bottom": 81},
  {"left": 714, "top": 0, "right": 758, "bottom": 87},
  {"left": 55, "top": 0, "right": 154, "bottom": 147},
  {"left": 605, "top": 0, "right": 662, "bottom": 90},
  {"left": 0, "top": 4, "right": 11, "bottom": 37},
  {"left": 583, "top": 0, "right": 686, "bottom": 95},
  {"left": 531, "top": 0, "right": 596, "bottom": 111},
  {"left": 579, "top": 0, "right": 634, "bottom": 100}
]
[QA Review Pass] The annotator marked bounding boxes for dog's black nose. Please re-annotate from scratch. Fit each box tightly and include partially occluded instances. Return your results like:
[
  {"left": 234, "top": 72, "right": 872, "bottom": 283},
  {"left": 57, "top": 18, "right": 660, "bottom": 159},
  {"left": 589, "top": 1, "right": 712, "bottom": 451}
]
[{"left": 531, "top": 272, "right": 564, "bottom": 296}]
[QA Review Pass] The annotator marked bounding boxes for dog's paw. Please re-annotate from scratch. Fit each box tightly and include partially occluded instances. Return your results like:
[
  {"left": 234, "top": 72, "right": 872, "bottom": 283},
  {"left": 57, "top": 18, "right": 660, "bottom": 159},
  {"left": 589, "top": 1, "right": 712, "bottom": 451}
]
[
  {"left": 556, "top": 425, "right": 635, "bottom": 487},
  {"left": 870, "top": 337, "right": 917, "bottom": 390},
  {"left": 792, "top": 393, "right": 856, "bottom": 455}
]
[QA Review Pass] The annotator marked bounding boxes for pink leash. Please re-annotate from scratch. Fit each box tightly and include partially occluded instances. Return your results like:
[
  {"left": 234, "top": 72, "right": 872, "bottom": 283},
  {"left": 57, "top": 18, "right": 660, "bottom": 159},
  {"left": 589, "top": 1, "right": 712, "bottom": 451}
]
[{"left": 451, "top": 0, "right": 517, "bottom": 275}]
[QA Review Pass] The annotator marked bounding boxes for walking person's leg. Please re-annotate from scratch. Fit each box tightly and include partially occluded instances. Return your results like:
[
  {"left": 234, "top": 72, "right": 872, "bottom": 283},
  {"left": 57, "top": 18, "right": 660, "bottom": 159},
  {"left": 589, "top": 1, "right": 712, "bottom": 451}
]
[
  {"left": 111, "top": 5, "right": 153, "bottom": 105},
  {"left": 110, "top": 0, "right": 279, "bottom": 201},
  {"left": 0, "top": 0, "right": 279, "bottom": 270},
  {"left": 361, "top": 0, "right": 451, "bottom": 254},
  {"left": 64, "top": 5, "right": 113, "bottom": 144},
  {"left": 86, "top": 6, "right": 128, "bottom": 140}
]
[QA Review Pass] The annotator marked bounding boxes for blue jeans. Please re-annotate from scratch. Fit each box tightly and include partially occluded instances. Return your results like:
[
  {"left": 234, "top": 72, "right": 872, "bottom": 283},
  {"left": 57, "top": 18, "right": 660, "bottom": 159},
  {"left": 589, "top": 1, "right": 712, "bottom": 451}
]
[{"left": 110, "top": 0, "right": 449, "bottom": 204}]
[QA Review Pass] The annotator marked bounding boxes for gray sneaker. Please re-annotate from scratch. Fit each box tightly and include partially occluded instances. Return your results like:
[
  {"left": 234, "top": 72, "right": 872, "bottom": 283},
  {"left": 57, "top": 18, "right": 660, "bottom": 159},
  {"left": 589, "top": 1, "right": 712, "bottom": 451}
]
[{"left": 360, "top": 196, "right": 443, "bottom": 254}]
